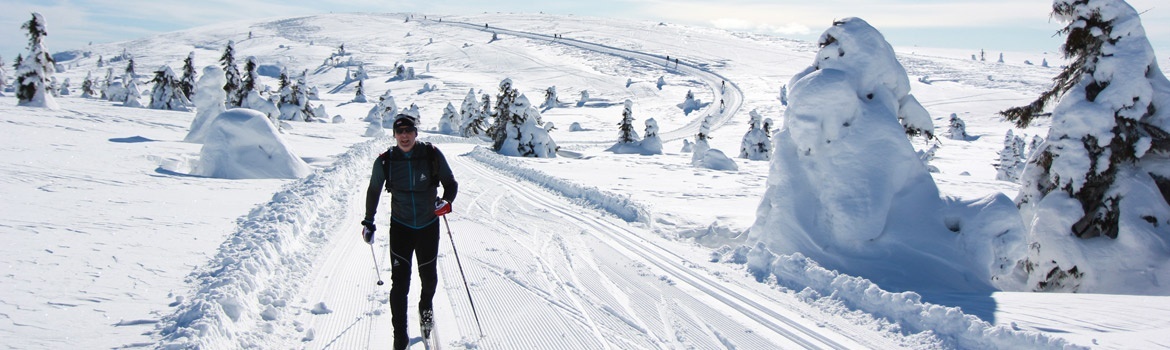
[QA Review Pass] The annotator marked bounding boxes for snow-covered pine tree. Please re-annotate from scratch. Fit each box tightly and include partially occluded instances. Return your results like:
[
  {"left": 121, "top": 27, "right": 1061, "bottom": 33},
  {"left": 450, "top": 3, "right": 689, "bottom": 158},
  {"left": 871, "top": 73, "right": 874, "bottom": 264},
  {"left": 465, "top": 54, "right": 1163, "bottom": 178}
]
[
  {"left": 124, "top": 58, "right": 136, "bottom": 81},
  {"left": 946, "top": 113, "right": 971, "bottom": 140},
  {"left": 239, "top": 56, "right": 259, "bottom": 105},
  {"left": 149, "top": 65, "right": 190, "bottom": 111},
  {"left": 616, "top": 99, "right": 640, "bottom": 143},
  {"left": 0, "top": 55, "right": 8, "bottom": 97},
  {"left": 123, "top": 74, "right": 143, "bottom": 108},
  {"left": 488, "top": 78, "right": 520, "bottom": 150},
  {"left": 184, "top": 65, "right": 226, "bottom": 143},
  {"left": 1000, "top": 0, "right": 1170, "bottom": 294},
  {"left": 994, "top": 130, "right": 1025, "bottom": 182},
  {"left": 679, "top": 90, "right": 701, "bottom": 115},
  {"left": 80, "top": 71, "right": 97, "bottom": 98},
  {"left": 15, "top": 12, "right": 58, "bottom": 109},
  {"left": 480, "top": 93, "right": 492, "bottom": 119},
  {"left": 779, "top": 84, "right": 788, "bottom": 106},
  {"left": 438, "top": 102, "right": 460, "bottom": 135},
  {"left": 577, "top": 90, "right": 589, "bottom": 107},
  {"left": 57, "top": 77, "right": 70, "bottom": 96},
  {"left": 540, "top": 86, "right": 559, "bottom": 109},
  {"left": 295, "top": 70, "right": 318, "bottom": 122},
  {"left": 353, "top": 79, "right": 367, "bottom": 103},
  {"left": 180, "top": 52, "right": 196, "bottom": 101},
  {"left": 459, "top": 88, "right": 486, "bottom": 138},
  {"left": 641, "top": 118, "right": 663, "bottom": 155},
  {"left": 220, "top": 41, "right": 243, "bottom": 108},
  {"left": 763, "top": 118, "right": 774, "bottom": 137},
  {"left": 739, "top": 109, "right": 771, "bottom": 160},
  {"left": 101, "top": 67, "right": 115, "bottom": 100}
]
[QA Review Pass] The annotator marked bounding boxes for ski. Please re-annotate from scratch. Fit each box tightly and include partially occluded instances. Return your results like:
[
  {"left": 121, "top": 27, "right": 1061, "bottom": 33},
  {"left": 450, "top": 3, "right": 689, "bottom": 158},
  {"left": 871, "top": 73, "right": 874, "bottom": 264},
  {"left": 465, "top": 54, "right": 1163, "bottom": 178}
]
[{"left": 420, "top": 309, "right": 440, "bottom": 349}]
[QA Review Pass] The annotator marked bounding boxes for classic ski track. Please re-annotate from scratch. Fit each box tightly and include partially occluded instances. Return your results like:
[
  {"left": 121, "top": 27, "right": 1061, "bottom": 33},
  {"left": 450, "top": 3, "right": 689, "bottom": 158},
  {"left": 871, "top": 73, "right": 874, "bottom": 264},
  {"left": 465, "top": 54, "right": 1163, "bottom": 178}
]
[
  {"left": 449, "top": 154, "right": 880, "bottom": 349},
  {"left": 422, "top": 18, "right": 744, "bottom": 144}
]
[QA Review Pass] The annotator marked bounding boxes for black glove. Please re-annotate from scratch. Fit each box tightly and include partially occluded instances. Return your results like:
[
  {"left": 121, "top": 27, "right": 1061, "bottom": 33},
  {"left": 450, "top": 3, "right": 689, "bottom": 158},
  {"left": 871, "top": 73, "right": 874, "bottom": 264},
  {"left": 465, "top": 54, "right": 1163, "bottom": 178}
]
[{"left": 361, "top": 218, "right": 376, "bottom": 243}]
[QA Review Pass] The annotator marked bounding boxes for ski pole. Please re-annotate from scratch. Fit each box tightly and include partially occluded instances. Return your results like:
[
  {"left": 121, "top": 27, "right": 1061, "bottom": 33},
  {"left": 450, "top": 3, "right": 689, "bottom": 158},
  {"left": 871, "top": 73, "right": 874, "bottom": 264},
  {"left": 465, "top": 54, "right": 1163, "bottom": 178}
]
[
  {"left": 443, "top": 215, "right": 483, "bottom": 337},
  {"left": 365, "top": 227, "right": 384, "bottom": 286}
]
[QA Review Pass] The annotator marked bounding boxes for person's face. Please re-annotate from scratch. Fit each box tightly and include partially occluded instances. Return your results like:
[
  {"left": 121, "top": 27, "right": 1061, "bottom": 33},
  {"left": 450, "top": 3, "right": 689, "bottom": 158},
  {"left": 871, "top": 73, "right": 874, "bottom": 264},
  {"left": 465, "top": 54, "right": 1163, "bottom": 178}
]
[{"left": 394, "top": 125, "right": 417, "bottom": 150}]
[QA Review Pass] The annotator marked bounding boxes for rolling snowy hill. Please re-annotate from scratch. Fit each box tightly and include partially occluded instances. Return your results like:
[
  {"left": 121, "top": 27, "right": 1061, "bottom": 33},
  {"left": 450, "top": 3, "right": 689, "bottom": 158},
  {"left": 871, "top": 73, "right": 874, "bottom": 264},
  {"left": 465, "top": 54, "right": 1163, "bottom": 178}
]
[{"left": 2, "top": 12, "right": 1169, "bottom": 349}]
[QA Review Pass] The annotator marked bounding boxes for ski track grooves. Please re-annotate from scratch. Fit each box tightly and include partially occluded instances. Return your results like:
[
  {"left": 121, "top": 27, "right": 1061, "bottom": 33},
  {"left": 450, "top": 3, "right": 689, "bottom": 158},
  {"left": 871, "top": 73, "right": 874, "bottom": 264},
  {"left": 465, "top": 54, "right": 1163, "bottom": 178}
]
[
  {"left": 424, "top": 18, "right": 744, "bottom": 143},
  {"left": 453, "top": 153, "right": 858, "bottom": 349}
]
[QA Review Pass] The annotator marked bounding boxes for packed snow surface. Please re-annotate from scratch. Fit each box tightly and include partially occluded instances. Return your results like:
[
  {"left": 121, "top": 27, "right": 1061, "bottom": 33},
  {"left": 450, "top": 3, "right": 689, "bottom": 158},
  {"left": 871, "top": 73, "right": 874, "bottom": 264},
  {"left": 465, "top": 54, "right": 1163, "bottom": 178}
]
[{"left": 2, "top": 11, "right": 1169, "bottom": 350}]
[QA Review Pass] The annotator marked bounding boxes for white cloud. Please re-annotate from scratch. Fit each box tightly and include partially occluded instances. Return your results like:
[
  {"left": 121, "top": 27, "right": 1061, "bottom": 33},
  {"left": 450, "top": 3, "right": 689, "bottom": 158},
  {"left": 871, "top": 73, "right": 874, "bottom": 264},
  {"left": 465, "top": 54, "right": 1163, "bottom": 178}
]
[{"left": 709, "top": 18, "right": 810, "bottom": 36}]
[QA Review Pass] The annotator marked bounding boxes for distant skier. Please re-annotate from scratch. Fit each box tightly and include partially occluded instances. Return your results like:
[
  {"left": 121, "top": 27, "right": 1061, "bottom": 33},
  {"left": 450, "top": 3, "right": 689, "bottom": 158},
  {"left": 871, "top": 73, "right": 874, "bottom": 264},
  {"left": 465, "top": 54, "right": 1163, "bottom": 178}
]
[{"left": 362, "top": 116, "right": 458, "bottom": 350}]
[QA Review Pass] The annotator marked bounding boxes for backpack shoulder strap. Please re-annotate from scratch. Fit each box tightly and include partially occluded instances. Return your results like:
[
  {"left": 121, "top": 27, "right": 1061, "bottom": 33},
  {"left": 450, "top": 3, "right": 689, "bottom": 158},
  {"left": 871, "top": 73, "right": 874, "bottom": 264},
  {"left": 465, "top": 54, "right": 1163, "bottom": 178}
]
[{"left": 379, "top": 147, "right": 395, "bottom": 192}]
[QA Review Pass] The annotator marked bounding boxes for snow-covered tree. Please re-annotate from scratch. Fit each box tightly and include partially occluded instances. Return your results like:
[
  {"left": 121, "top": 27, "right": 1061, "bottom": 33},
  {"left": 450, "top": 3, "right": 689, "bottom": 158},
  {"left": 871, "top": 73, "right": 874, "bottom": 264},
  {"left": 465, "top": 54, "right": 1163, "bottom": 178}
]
[
  {"left": 459, "top": 88, "right": 487, "bottom": 138},
  {"left": 751, "top": 17, "right": 1016, "bottom": 292},
  {"left": 293, "top": 70, "right": 319, "bottom": 122},
  {"left": 220, "top": 41, "right": 243, "bottom": 108},
  {"left": 740, "top": 109, "right": 771, "bottom": 161},
  {"left": 353, "top": 79, "right": 368, "bottom": 103},
  {"left": 577, "top": 90, "right": 589, "bottom": 107},
  {"left": 365, "top": 90, "right": 398, "bottom": 128},
  {"left": 763, "top": 118, "right": 774, "bottom": 137},
  {"left": 540, "top": 86, "right": 559, "bottom": 109},
  {"left": 239, "top": 56, "right": 259, "bottom": 105},
  {"left": 438, "top": 102, "right": 461, "bottom": 135},
  {"left": 185, "top": 66, "right": 226, "bottom": 143},
  {"left": 149, "top": 65, "right": 190, "bottom": 111},
  {"left": 80, "top": 71, "right": 97, "bottom": 98},
  {"left": 616, "top": 99, "right": 640, "bottom": 143},
  {"left": 679, "top": 90, "right": 702, "bottom": 115},
  {"left": 946, "top": 113, "right": 971, "bottom": 140},
  {"left": 994, "top": 130, "right": 1026, "bottom": 182},
  {"left": 779, "top": 84, "right": 788, "bottom": 106},
  {"left": 489, "top": 79, "right": 558, "bottom": 157},
  {"left": 488, "top": 78, "right": 521, "bottom": 150},
  {"left": 0, "top": 55, "right": 7, "bottom": 97},
  {"left": 607, "top": 99, "right": 642, "bottom": 154},
  {"left": 401, "top": 103, "right": 421, "bottom": 121},
  {"left": 57, "top": 77, "right": 70, "bottom": 96},
  {"left": 656, "top": 76, "right": 665, "bottom": 90},
  {"left": 123, "top": 75, "right": 143, "bottom": 108},
  {"left": 179, "top": 52, "right": 196, "bottom": 101},
  {"left": 641, "top": 118, "right": 663, "bottom": 155},
  {"left": 1000, "top": 0, "right": 1170, "bottom": 294},
  {"left": 15, "top": 13, "right": 58, "bottom": 109}
]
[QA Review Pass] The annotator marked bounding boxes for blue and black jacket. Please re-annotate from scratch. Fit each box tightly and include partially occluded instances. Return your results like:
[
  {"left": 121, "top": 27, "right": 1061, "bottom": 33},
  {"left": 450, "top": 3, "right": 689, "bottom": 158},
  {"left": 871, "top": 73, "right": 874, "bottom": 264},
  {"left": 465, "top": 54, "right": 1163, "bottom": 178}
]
[{"left": 365, "top": 142, "right": 458, "bottom": 229}]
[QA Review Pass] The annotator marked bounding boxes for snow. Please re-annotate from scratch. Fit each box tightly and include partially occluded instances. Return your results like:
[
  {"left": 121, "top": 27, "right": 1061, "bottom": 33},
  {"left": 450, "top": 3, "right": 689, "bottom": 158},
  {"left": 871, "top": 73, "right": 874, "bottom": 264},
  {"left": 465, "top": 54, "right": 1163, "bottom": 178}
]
[
  {"left": 3, "top": 10, "right": 1170, "bottom": 350},
  {"left": 192, "top": 108, "right": 312, "bottom": 179}
]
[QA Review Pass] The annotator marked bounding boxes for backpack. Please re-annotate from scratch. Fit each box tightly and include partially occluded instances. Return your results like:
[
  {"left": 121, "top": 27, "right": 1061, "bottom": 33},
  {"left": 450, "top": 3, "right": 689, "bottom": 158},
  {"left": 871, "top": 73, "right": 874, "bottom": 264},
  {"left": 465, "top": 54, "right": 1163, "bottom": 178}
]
[{"left": 378, "top": 142, "right": 441, "bottom": 192}]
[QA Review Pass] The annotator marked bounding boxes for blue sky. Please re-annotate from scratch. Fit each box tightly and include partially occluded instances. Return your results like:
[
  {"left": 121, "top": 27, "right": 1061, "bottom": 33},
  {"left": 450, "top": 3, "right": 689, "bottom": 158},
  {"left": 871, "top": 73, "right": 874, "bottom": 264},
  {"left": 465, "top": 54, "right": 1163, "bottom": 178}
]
[{"left": 2, "top": 0, "right": 1168, "bottom": 65}]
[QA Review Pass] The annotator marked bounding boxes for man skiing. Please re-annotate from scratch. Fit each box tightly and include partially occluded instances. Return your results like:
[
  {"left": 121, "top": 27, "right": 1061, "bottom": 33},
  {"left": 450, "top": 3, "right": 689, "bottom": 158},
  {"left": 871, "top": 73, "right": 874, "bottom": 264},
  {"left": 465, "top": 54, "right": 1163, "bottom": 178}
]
[{"left": 362, "top": 115, "right": 458, "bottom": 350}]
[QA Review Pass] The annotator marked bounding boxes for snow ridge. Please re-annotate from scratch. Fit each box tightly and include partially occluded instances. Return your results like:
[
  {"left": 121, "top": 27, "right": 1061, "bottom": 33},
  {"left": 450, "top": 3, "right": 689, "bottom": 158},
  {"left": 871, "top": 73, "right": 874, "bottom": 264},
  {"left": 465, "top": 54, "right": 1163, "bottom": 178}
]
[
  {"left": 155, "top": 136, "right": 389, "bottom": 348},
  {"left": 467, "top": 146, "right": 651, "bottom": 224},
  {"left": 758, "top": 251, "right": 1084, "bottom": 350}
]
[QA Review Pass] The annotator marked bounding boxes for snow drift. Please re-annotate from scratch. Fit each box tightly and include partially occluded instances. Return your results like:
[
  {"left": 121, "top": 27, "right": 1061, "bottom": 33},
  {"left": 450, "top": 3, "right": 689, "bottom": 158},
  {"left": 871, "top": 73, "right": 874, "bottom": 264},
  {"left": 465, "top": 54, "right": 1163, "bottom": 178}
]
[{"left": 192, "top": 108, "right": 312, "bottom": 179}]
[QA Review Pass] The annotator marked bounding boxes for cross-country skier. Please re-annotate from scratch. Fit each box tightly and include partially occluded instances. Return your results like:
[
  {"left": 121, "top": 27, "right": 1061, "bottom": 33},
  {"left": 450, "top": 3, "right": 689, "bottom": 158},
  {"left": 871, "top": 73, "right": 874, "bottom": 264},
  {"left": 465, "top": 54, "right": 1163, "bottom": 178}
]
[{"left": 363, "top": 115, "right": 458, "bottom": 350}]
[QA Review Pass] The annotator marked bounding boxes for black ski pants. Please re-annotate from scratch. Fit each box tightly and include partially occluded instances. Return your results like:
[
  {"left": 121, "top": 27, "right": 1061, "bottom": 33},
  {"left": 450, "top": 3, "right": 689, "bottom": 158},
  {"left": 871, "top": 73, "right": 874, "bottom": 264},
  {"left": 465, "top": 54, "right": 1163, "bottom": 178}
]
[{"left": 388, "top": 219, "right": 440, "bottom": 344}]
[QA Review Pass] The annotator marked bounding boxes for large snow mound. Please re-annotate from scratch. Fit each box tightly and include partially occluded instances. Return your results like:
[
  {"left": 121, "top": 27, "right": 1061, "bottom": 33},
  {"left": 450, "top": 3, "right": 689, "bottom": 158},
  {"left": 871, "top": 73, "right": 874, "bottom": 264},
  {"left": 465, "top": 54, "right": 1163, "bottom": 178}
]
[{"left": 193, "top": 108, "right": 312, "bottom": 179}]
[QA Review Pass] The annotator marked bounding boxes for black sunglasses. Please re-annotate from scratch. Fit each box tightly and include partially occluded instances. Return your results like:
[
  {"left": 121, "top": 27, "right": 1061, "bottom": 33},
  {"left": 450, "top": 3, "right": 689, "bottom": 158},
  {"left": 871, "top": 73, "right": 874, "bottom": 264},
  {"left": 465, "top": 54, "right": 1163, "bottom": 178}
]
[{"left": 394, "top": 126, "right": 417, "bottom": 134}]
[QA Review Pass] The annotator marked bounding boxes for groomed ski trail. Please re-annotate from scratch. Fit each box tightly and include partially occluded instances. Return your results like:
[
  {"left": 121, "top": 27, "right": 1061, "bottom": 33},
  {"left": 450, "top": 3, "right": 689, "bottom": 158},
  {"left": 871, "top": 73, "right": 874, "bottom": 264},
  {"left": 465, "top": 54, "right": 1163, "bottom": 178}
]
[
  {"left": 288, "top": 143, "right": 910, "bottom": 349},
  {"left": 421, "top": 18, "right": 744, "bottom": 143}
]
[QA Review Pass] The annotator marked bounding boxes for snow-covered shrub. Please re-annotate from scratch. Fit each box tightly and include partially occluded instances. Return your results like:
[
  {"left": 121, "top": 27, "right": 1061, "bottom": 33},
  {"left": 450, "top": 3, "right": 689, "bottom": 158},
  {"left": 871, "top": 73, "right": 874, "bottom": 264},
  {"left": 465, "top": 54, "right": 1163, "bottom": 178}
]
[{"left": 577, "top": 90, "right": 589, "bottom": 107}]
